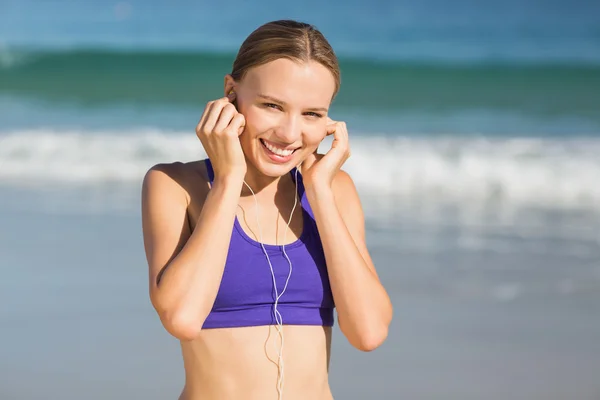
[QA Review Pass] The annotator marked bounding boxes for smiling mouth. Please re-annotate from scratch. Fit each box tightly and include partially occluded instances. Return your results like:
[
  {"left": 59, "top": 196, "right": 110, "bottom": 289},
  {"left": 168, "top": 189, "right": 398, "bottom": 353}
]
[{"left": 260, "top": 139, "right": 299, "bottom": 157}]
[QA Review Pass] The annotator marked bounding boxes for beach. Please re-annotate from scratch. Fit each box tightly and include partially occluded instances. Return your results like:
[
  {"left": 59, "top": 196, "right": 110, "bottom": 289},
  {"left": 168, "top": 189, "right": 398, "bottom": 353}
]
[{"left": 1, "top": 194, "right": 599, "bottom": 399}]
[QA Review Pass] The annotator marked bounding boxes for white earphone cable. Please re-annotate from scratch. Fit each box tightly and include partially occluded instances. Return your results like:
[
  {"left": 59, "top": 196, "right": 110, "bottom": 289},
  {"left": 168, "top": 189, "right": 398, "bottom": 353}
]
[{"left": 243, "top": 167, "right": 299, "bottom": 400}]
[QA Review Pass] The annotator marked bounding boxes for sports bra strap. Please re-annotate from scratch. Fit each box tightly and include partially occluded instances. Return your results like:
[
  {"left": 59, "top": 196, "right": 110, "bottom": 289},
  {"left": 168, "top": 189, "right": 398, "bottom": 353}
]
[{"left": 205, "top": 158, "right": 215, "bottom": 185}]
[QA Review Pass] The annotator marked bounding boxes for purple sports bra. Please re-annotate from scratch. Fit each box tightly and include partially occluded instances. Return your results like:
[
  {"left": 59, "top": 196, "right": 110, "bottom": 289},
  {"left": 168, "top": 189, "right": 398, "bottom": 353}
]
[{"left": 201, "top": 158, "right": 335, "bottom": 329}]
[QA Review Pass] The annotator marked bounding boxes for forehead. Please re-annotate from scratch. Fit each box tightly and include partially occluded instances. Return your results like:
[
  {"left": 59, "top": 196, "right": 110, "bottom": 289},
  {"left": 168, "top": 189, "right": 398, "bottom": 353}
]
[{"left": 243, "top": 58, "right": 336, "bottom": 104}]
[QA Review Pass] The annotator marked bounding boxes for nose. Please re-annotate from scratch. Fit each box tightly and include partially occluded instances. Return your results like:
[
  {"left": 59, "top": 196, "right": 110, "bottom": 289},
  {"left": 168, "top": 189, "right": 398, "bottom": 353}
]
[{"left": 275, "top": 114, "right": 302, "bottom": 144}]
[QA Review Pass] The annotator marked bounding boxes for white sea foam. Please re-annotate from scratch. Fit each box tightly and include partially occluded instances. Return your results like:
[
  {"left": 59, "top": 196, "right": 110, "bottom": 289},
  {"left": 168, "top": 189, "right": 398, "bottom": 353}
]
[{"left": 1, "top": 128, "right": 600, "bottom": 212}]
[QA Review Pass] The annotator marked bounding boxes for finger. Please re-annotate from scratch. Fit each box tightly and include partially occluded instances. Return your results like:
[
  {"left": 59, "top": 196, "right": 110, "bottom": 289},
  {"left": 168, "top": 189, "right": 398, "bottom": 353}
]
[
  {"left": 227, "top": 113, "right": 246, "bottom": 136},
  {"left": 197, "top": 101, "right": 214, "bottom": 132},
  {"left": 337, "top": 122, "right": 348, "bottom": 142},
  {"left": 331, "top": 122, "right": 349, "bottom": 149},
  {"left": 325, "top": 120, "right": 337, "bottom": 136},
  {"left": 203, "top": 99, "right": 230, "bottom": 132},
  {"left": 213, "top": 103, "right": 238, "bottom": 133}
]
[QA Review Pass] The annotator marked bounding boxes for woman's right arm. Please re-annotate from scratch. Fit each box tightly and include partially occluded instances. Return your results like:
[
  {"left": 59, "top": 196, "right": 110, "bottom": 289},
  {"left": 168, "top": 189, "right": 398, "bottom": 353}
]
[
  {"left": 142, "top": 167, "right": 243, "bottom": 341},
  {"left": 141, "top": 94, "right": 247, "bottom": 341}
]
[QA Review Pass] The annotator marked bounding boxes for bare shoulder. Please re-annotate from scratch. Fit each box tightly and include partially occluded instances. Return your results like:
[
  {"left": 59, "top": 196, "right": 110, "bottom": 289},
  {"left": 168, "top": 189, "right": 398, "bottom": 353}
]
[
  {"left": 141, "top": 160, "right": 210, "bottom": 289},
  {"left": 142, "top": 160, "right": 210, "bottom": 205},
  {"left": 332, "top": 168, "right": 356, "bottom": 193},
  {"left": 331, "top": 168, "right": 362, "bottom": 210}
]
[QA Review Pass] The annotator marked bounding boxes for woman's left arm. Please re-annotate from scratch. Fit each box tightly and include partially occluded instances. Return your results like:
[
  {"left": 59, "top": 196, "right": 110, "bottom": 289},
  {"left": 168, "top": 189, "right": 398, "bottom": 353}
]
[{"left": 303, "top": 120, "right": 393, "bottom": 352}]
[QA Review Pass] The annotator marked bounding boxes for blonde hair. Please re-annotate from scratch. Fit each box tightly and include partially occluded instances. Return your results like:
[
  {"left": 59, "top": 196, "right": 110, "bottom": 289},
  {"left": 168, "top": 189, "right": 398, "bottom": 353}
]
[{"left": 231, "top": 20, "right": 341, "bottom": 98}]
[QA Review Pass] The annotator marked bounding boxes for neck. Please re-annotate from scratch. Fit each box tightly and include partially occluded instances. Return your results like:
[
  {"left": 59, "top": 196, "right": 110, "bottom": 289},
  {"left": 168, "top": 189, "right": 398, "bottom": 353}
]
[{"left": 241, "top": 161, "right": 293, "bottom": 198}]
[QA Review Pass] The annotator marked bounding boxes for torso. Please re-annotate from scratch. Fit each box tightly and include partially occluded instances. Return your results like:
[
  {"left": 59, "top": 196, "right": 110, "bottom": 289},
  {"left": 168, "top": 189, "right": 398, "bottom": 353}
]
[
  {"left": 179, "top": 325, "right": 333, "bottom": 400},
  {"left": 174, "top": 160, "right": 335, "bottom": 400}
]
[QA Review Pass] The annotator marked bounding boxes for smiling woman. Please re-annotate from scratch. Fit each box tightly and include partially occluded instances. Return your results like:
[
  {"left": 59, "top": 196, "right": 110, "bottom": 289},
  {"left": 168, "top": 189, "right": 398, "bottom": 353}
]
[
  {"left": 233, "top": 57, "right": 336, "bottom": 175},
  {"left": 141, "top": 19, "right": 393, "bottom": 400}
]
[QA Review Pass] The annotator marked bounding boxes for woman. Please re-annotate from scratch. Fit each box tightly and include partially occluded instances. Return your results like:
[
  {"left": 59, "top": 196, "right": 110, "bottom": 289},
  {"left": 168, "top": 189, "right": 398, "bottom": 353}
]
[{"left": 141, "top": 19, "right": 393, "bottom": 400}]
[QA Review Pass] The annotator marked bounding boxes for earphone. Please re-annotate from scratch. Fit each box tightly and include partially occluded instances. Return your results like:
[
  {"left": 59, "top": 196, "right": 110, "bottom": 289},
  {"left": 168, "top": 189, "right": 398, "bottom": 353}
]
[{"left": 243, "top": 166, "right": 300, "bottom": 400}]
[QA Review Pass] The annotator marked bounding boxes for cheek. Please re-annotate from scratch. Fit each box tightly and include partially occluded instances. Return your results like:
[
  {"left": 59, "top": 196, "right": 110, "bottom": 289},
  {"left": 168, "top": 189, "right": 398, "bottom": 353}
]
[
  {"left": 303, "top": 126, "right": 327, "bottom": 148},
  {"left": 237, "top": 109, "right": 268, "bottom": 154},
  {"left": 240, "top": 107, "right": 274, "bottom": 136}
]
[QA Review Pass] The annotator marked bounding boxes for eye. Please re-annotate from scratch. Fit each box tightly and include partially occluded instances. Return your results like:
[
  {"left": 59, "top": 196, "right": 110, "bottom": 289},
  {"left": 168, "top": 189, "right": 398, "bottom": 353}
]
[
  {"left": 304, "top": 112, "right": 323, "bottom": 118},
  {"left": 263, "top": 102, "right": 281, "bottom": 110}
]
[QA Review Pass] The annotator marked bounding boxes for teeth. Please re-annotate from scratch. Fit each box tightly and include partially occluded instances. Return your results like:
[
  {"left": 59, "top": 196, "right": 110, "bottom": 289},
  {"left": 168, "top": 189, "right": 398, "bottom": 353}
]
[{"left": 263, "top": 140, "right": 294, "bottom": 157}]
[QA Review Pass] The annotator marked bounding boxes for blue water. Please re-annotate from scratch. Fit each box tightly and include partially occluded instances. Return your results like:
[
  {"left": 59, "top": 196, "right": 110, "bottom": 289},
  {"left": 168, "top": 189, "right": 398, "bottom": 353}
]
[
  {"left": 2, "top": 0, "right": 600, "bottom": 134},
  {"left": 2, "top": 0, "right": 600, "bottom": 63}
]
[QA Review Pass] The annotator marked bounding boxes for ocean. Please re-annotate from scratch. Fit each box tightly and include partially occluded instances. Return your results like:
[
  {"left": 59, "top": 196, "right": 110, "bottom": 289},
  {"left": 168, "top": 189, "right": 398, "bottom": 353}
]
[{"left": 1, "top": 0, "right": 599, "bottom": 399}]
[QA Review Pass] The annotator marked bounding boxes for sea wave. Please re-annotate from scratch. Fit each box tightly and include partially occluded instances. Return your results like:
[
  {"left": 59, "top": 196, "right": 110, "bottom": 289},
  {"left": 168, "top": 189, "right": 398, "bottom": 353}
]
[
  {"left": 1, "top": 49, "right": 599, "bottom": 121},
  {"left": 2, "top": 128, "right": 600, "bottom": 212}
]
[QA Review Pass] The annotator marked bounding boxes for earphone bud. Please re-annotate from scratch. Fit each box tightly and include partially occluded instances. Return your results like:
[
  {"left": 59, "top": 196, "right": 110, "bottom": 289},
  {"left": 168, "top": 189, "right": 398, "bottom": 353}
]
[
  {"left": 243, "top": 167, "right": 299, "bottom": 400},
  {"left": 228, "top": 90, "right": 238, "bottom": 109}
]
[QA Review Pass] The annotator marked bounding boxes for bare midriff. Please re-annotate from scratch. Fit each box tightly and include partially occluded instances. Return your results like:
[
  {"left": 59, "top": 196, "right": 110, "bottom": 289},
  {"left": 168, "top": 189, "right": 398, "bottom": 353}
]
[{"left": 178, "top": 325, "right": 334, "bottom": 400}]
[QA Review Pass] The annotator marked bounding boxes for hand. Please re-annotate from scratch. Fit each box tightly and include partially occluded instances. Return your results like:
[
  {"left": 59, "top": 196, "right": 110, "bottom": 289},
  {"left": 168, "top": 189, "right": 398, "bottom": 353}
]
[
  {"left": 196, "top": 92, "right": 247, "bottom": 182},
  {"left": 302, "top": 118, "right": 350, "bottom": 189}
]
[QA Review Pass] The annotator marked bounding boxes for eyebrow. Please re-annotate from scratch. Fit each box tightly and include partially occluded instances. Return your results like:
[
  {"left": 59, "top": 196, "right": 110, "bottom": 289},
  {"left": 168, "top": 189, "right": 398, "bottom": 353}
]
[{"left": 257, "top": 93, "right": 329, "bottom": 113}]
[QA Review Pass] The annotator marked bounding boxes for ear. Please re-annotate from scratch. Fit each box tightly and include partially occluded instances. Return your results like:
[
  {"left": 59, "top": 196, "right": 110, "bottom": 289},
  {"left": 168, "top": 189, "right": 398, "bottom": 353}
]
[{"left": 224, "top": 74, "right": 237, "bottom": 97}]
